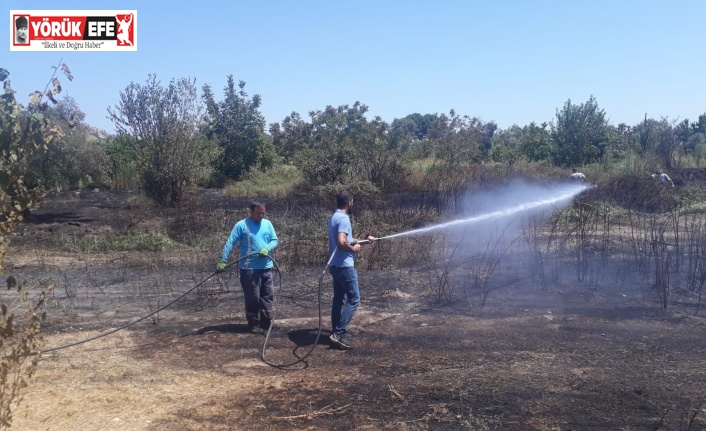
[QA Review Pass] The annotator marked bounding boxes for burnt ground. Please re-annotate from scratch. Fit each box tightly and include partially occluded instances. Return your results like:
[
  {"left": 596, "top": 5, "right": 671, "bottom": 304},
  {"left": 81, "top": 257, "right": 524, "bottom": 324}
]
[{"left": 4, "top": 189, "right": 706, "bottom": 431}]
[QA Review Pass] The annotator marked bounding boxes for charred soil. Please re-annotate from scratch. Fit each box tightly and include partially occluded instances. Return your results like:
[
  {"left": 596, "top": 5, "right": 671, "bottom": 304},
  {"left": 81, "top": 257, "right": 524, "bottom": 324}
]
[{"left": 5, "top": 189, "right": 706, "bottom": 431}]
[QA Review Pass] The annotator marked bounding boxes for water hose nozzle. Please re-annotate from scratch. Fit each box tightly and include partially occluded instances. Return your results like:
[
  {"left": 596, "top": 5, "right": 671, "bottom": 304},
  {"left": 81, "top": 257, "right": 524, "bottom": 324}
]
[{"left": 352, "top": 236, "right": 390, "bottom": 246}]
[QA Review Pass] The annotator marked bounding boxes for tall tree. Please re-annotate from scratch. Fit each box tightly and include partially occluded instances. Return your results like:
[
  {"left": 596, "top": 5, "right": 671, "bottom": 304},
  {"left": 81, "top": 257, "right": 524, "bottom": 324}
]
[
  {"left": 26, "top": 97, "right": 110, "bottom": 191},
  {"left": 295, "top": 102, "right": 370, "bottom": 186},
  {"left": 687, "top": 133, "right": 706, "bottom": 166},
  {"left": 0, "top": 63, "right": 68, "bottom": 427},
  {"left": 274, "top": 103, "right": 406, "bottom": 192},
  {"left": 390, "top": 113, "right": 439, "bottom": 153},
  {"left": 551, "top": 96, "right": 609, "bottom": 166},
  {"left": 0, "top": 63, "right": 70, "bottom": 270},
  {"left": 426, "top": 110, "right": 494, "bottom": 164},
  {"left": 108, "top": 74, "right": 208, "bottom": 204},
  {"left": 489, "top": 125, "right": 522, "bottom": 164},
  {"left": 692, "top": 113, "right": 706, "bottom": 134},
  {"left": 520, "top": 122, "right": 554, "bottom": 162},
  {"left": 270, "top": 112, "right": 310, "bottom": 164},
  {"left": 632, "top": 116, "right": 677, "bottom": 168},
  {"left": 202, "top": 76, "right": 273, "bottom": 183},
  {"left": 674, "top": 119, "right": 692, "bottom": 144},
  {"left": 349, "top": 115, "right": 407, "bottom": 191}
]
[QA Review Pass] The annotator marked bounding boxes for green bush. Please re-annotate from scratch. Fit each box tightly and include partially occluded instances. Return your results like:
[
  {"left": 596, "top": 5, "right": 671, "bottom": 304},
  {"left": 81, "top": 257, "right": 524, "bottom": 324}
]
[
  {"left": 57, "top": 232, "right": 182, "bottom": 253},
  {"left": 224, "top": 164, "right": 303, "bottom": 199}
]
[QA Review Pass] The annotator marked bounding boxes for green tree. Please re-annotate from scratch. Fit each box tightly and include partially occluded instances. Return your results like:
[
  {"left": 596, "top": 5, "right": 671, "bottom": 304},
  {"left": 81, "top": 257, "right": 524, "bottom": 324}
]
[
  {"left": 551, "top": 96, "right": 610, "bottom": 166},
  {"left": 633, "top": 116, "right": 658, "bottom": 154},
  {"left": 676, "top": 116, "right": 706, "bottom": 165},
  {"left": 273, "top": 103, "right": 405, "bottom": 193},
  {"left": 600, "top": 124, "right": 633, "bottom": 164},
  {"left": 104, "top": 135, "right": 143, "bottom": 190},
  {"left": 390, "top": 113, "right": 438, "bottom": 153},
  {"left": 108, "top": 74, "right": 210, "bottom": 204},
  {"left": 270, "top": 111, "right": 310, "bottom": 164},
  {"left": 0, "top": 63, "right": 71, "bottom": 268},
  {"left": 349, "top": 115, "right": 408, "bottom": 191},
  {"left": 0, "top": 63, "right": 66, "bottom": 428},
  {"left": 202, "top": 76, "right": 274, "bottom": 184},
  {"left": 295, "top": 102, "right": 371, "bottom": 186},
  {"left": 426, "top": 110, "right": 494, "bottom": 164},
  {"left": 632, "top": 116, "right": 676, "bottom": 167},
  {"left": 26, "top": 97, "right": 110, "bottom": 191},
  {"left": 688, "top": 133, "right": 706, "bottom": 166},
  {"left": 519, "top": 122, "right": 554, "bottom": 162},
  {"left": 692, "top": 113, "right": 706, "bottom": 134},
  {"left": 419, "top": 111, "right": 496, "bottom": 210},
  {"left": 674, "top": 118, "right": 692, "bottom": 144},
  {"left": 489, "top": 125, "right": 522, "bottom": 164}
]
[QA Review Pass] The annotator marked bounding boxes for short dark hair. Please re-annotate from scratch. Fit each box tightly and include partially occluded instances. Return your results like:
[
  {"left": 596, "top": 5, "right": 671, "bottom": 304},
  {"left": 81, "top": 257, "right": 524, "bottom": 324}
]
[
  {"left": 249, "top": 201, "right": 266, "bottom": 211},
  {"left": 336, "top": 191, "right": 353, "bottom": 209}
]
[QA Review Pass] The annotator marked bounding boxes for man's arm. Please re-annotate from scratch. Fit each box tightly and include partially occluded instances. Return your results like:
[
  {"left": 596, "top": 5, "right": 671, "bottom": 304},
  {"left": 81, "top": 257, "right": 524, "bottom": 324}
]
[
  {"left": 337, "top": 232, "right": 361, "bottom": 252},
  {"left": 266, "top": 221, "right": 278, "bottom": 251},
  {"left": 220, "top": 222, "right": 243, "bottom": 262}
]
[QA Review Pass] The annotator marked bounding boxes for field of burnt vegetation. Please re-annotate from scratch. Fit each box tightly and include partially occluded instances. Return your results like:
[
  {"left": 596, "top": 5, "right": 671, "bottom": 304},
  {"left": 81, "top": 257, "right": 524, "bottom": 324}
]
[{"left": 2, "top": 170, "right": 706, "bottom": 430}]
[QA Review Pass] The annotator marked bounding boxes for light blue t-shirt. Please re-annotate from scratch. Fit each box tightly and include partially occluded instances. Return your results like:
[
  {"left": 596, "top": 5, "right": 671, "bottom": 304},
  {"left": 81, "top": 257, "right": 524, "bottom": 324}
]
[
  {"left": 328, "top": 209, "right": 355, "bottom": 268},
  {"left": 220, "top": 217, "right": 278, "bottom": 269}
]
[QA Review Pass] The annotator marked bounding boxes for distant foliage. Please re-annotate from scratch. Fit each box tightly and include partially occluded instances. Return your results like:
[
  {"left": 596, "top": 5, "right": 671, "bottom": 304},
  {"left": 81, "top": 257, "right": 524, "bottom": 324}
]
[
  {"left": 414, "top": 111, "right": 498, "bottom": 210},
  {"left": 274, "top": 102, "right": 409, "bottom": 195},
  {"left": 632, "top": 117, "right": 678, "bottom": 168},
  {"left": 25, "top": 97, "right": 111, "bottom": 191},
  {"left": 520, "top": 122, "right": 554, "bottom": 162},
  {"left": 270, "top": 112, "right": 310, "bottom": 164},
  {"left": 425, "top": 110, "right": 496, "bottom": 163},
  {"left": 552, "top": 96, "right": 610, "bottom": 166},
  {"left": 202, "top": 76, "right": 275, "bottom": 184},
  {"left": 389, "top": 113, "right": 439, "bottom": 152},
  {"left": 104, "top": 135, "right": 143, "bottom": 190},
  {"left": 108, "top": 74, "right": 211, "bottom": 205}
]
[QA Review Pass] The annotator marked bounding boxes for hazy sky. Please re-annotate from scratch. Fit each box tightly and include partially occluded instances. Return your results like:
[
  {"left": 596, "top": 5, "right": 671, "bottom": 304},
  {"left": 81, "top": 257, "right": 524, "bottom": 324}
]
[{"left": 5, "top": 0, "right": 706, "bottom": 134}]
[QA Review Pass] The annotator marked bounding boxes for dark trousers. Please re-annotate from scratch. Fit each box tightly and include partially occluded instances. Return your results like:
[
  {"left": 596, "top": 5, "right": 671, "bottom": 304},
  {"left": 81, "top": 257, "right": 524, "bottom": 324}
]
[{"left": 239, "top": 268, "right": 274, "bottom": 328}]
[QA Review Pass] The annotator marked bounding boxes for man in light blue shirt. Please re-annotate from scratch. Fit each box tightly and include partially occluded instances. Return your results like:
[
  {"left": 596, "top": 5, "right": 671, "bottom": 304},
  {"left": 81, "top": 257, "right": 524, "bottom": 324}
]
[
  {"left": 328, "top": 191, "right": 376, "bottom": 349},
  {"left": 218, "top": 202, "right": 279, "bottom": 333}
]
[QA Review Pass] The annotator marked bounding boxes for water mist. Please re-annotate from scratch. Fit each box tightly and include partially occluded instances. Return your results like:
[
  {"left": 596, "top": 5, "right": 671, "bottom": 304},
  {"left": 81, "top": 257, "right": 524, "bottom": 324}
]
[{"left": 370, "top": 181, "right": 587, "bottom": 242}]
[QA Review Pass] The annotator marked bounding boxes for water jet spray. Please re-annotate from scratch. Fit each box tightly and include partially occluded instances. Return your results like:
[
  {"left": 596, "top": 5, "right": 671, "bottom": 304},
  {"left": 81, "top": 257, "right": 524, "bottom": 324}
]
[{"left": 355, "top": 183, "right": 586, "bottom": 244}]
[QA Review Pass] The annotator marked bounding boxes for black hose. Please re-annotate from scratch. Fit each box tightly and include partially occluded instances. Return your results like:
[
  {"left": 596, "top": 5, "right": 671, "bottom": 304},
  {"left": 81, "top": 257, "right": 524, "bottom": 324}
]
[
  {"left": 260, "top": 243, "right": 348, "bottom": 368},
  {"left": 40, "top": 252, "right": 259, "bottom": 354},
  {"left": 40, "top": 244, "right": 361, "bottom": 368},
  {"left": 260, "top": 255, "right": 333, "bottom": 368}
]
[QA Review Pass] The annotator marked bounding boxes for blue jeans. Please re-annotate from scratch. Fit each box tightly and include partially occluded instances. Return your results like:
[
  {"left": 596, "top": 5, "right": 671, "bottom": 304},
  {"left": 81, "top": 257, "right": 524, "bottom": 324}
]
[{"left": 329, "top": 266, "right": 360, "bottom": 336}]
